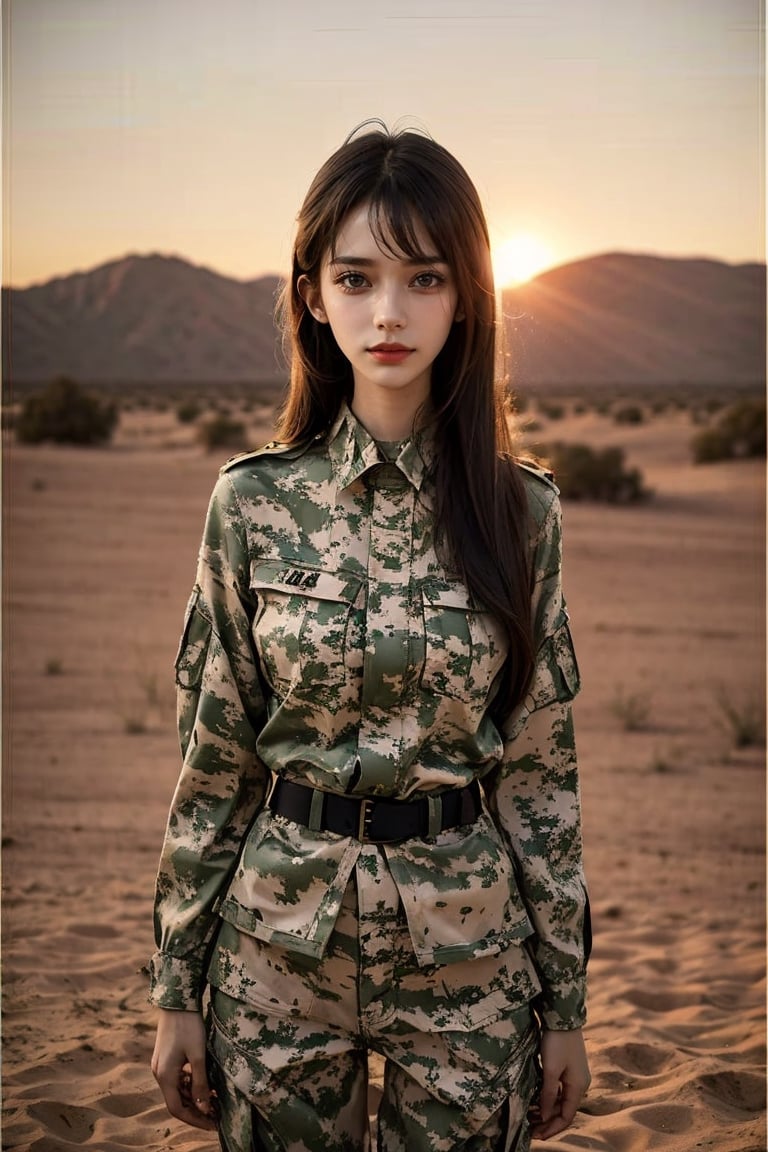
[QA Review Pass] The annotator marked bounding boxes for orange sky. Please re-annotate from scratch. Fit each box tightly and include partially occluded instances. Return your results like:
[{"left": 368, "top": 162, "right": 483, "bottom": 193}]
[{"left": 4, "top": 0, "right": 765, "bottom": 289}]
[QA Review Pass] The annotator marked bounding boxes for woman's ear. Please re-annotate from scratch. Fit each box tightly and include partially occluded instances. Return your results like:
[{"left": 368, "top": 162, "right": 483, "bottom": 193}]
[
  {"left": 297, "top": 275, "right": 328, "bottom": 323},
  {"left": 454, "top": 301, "right": 466, "bottom": 322}
]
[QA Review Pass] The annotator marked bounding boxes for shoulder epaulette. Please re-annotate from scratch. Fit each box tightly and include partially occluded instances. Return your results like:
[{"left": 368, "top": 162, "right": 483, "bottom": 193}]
[
  {"left": 219, "top": 436, "right": 318, "bottom": 475},
  {"left": 516, "top": 458, "right": 558, "bottom": 489}
]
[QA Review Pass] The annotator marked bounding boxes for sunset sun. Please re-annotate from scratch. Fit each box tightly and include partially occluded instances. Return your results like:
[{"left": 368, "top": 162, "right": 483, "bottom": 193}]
[{"left": 492, "top": 234, "right": 553, "bottom": 287}]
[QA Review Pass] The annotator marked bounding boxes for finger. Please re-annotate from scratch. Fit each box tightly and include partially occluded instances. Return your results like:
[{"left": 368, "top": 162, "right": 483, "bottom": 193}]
[
  {"left": 190, "top": 1056, "right": 216, "bottom": 1121},
  {"left": 536, "top": 1065, "right": 562, "bottom": 1124},
  {"left": 531, "top": 1078, "right": 589, "bottom": 1140},
  {"left": 174, "top": 1100, "right": 218, "bottom": 1130},
  {"left": 531, "top": 1113, "right": 569, "bottom": 1141},
  {"left": 557, "top": 1072, "right": 584, "bottom": 1127},
  {"left": 155, "top": 1067, "right": 217, "bottom": 1131},
  {"left": 166, "top": 1092, "right": 218, "bottom": 1131}
]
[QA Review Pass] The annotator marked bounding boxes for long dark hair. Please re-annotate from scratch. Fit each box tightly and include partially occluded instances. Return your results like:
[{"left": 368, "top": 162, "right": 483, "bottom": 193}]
[{"left": 276, "top": 125, "right": 534, "bottom": 717}]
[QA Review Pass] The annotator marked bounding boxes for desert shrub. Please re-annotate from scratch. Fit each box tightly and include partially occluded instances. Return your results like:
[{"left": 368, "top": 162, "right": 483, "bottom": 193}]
[
  {"left": 691, "top": 426, "right": 733, "bottom": 463},
  {"left": 613, "top": 403, "right": 645, "bottom": 425},
  {"left": 715, "top": 686, "right": 765, "bottom": 748},
  {"left": 651, "top": 399, "right": 669, "bottom": 415},
  {"left": 539, "top": 441, "right": 650, "bottom": 503},
  {"left": 649, "top": 749, "right": 673, "bottom": 774},
  {"left": 691, "top": 399, "right": 766, "bottom": 463},
  {"left": 610, "top": 685, "right": 652, "bottom": 731},
  {"left": 720, "top": 399, "right": 766, "bottom": 455},
  {"left": 16, "top": 377, "right": 118, "bottom": 445},
  {"left": 197, "top": 415, "right": 247, "bottom": 452},
  {"left": 539, "top": 401, "right": 565, "bottom": 421},
  {"left": 176, "top": 400, "right": 202, "bottom": 424}
]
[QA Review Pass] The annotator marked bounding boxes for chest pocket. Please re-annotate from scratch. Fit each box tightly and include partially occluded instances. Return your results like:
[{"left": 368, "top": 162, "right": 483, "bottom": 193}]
[
  {"left": 420, "top": 580, "right": 506, "bottom": 705},
  {"left": 250, "top": 560, "right": 363, "bottom": 692}
]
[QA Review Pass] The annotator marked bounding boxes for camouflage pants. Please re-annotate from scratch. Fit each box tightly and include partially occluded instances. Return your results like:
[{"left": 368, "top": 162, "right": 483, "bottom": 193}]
[{"left": 205, "top": 844, "right": 541, "bottom": 1152}]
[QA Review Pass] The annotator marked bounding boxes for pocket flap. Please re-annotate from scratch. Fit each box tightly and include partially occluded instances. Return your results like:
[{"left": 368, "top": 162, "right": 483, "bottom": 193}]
[
  {"left": 251, "top": 560, "right": 362, "bottom": 605},
  {"left": 384, "top": 812, "right": 533, "bottom": 968},
  {"left": 174, "top": 591, "right": 212, "bottom": 689},
  {"left": 422, "top": 580, "right": 474, "bottom": 611},
  {"left": 529, "top": 614, "right": 581, "bottom": 710},
  {"left": 220, "top": 809, "right": 361, "bottom": 958}
]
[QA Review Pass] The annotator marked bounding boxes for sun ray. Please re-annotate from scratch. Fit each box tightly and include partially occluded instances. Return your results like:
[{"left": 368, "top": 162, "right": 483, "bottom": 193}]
[{"left": 492, "top": 234, "right": 553, "bottom": 287}]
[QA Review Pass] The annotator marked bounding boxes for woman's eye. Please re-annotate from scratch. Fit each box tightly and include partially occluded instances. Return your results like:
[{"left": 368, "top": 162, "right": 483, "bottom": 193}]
[
  {"left": 412, "top": 271, "right": 445, "bottom": 289},
  {"left": 336, "top": 272, "right": 368, "bottom": 291}
]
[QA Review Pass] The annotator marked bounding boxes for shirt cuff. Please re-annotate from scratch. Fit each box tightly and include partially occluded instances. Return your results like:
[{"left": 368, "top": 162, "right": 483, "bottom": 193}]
[
  {"left": 148, "top": 950, "right": 205, "bottom": 1011},
  {"left": 535, "top": 978, "right": 588, "bottom": 1030}
]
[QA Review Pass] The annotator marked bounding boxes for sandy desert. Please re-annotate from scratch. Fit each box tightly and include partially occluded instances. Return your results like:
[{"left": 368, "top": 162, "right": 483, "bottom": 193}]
[{"left": 2, "top": 395, "right": 765, "bottom": 1151}]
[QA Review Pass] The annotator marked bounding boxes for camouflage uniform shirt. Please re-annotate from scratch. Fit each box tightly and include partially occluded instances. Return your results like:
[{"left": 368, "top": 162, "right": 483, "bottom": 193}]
[{"left": 150, "top": 403, "right": 588, "bottom": 1030}]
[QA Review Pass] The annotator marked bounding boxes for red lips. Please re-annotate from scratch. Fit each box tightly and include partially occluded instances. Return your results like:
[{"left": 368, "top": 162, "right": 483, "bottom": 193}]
[{"left": 367, "top": 343, "right": 413, "bottom": 364}]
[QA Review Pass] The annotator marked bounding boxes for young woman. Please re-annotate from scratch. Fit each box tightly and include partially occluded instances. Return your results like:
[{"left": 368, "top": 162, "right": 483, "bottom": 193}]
[{"left": 150, "top": 124, "right": 591, "bottom": 1152}]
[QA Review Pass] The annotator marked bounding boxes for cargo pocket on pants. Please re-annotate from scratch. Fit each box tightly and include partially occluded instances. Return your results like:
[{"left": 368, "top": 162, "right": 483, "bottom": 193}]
[{"left": 380, "top": 1004, "right": 540, "bottom": 1141}]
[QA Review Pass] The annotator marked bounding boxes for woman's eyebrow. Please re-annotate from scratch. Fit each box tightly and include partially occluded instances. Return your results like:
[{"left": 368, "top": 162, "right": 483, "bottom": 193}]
[{"left": 328, "top": 254, "right": 446, "bottom": 267}]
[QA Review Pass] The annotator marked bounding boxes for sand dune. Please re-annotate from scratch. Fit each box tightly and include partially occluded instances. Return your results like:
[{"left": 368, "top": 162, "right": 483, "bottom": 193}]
[{"left": 3, "top": 402, "right": 765, "bottom": 1150}]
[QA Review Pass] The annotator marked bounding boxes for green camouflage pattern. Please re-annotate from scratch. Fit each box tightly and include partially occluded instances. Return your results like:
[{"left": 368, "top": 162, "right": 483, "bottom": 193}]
[
  {"left": 150, "top": 402, "right": 588, "bottom": 1139},
  {"left": 206, "top": 863, "right": 541, "bottom": 1151}
]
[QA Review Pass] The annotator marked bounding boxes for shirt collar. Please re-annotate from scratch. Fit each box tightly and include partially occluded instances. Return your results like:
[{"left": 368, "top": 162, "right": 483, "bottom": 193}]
[{"left": 327, "top": 403, "right": 434, "bottom": 492}]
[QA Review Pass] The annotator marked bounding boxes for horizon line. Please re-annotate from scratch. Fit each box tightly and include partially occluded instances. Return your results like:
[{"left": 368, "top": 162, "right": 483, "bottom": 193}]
[{"left": 5, "top": 246, "right": 766, "bottom": 293}]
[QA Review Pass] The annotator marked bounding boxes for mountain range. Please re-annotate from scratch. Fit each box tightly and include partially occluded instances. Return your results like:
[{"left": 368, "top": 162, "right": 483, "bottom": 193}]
[{"left": 3, "top": 251, "right": 765, "bottom": 389}]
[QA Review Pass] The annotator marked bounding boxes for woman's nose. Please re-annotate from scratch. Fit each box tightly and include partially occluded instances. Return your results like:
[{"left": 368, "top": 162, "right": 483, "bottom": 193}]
[{"left": 374, "top": 288, "right": 406, "bottom": 330}]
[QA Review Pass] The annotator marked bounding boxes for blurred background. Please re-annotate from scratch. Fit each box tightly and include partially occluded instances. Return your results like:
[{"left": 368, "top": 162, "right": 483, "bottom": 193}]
[
  {"left": 4, "top": 0, "right": 765, "bottom": 286},
  {"left": 2, "top": 4, "right": 766, "bottom": 1151}
]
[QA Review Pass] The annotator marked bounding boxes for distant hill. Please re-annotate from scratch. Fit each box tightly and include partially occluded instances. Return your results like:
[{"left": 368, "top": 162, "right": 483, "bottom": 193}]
[
  {"left": 3, "top": 250, "right": 765, "bottom": 388},
  {"left": 503, "top": 253, "right": 765, "bottom": 388},
  {"left": 2, "top": 253, "right": 285, "bottom": 386}
]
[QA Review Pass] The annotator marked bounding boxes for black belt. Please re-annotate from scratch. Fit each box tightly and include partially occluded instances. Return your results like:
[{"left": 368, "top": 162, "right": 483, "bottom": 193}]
[{"left": 268, "top": 776, "right": 482, "bottom": 844}]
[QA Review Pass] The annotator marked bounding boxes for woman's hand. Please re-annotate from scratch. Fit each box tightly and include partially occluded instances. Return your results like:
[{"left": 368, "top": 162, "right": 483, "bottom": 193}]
[
  {"left": 529, "top": 1027, "right": 591, "bottom": 1141},
  {"left": 151, "top": 1008, "right": 218, "bottom": 1131}
]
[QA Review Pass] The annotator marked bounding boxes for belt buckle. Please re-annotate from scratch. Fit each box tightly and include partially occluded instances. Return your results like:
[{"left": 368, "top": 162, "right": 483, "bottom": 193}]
[{"left": 358, "top": 797, "right": 373, "bottom": 842}]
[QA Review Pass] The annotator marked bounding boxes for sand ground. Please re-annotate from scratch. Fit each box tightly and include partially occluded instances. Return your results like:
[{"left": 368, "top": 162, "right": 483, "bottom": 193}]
[{"left": 2, "top": 400, "right": 765, "bottom": 1150}]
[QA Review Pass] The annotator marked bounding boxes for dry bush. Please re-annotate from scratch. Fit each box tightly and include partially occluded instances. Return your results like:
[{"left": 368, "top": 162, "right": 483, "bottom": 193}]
[
  {"left": 613, "top": 403, "right": 645, "bottom": 425},
  {"left": 610, "top": 685, "right": 652, "bottom": 731},
  {"left": 715, "top": 686, "right": 765, "bottom": 749},
  {"left": 197, "top": 415, "right": 248, "bottom": 453},
  {"left": 539, "top": 441, "right": 651, "bottom": 503},
  {"left": 691, "top": 399, "right": 766, "bottom": 464},
  {"left": 539, "top": 401, "right": 566, "bottom": 421},
  {"left": 176, "top": 400, "right": 202, "bottom": 424},
  {"left": 16, "top": 377, "right": 118, "bottom": 446}
]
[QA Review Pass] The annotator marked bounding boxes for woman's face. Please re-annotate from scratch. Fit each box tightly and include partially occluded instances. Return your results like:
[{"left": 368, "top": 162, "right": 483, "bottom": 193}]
[{"left": 300, "top": 203, "right": 462, "bottom": 417}]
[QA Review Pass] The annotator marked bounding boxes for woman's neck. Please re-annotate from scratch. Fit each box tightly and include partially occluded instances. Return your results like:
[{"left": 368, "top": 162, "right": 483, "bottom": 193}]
[{"left": 350, "top": 389, "right": 428, "bottom": 442}]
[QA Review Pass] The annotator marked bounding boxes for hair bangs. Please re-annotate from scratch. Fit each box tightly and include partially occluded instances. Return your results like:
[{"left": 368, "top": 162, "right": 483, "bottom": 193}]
[{"left": 364, "top": 192, "right": 445, "bottom": 264}]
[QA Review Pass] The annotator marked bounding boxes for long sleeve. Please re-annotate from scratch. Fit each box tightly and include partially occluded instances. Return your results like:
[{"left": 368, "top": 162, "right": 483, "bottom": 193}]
[
  {"left": 150, "top": 474, "right": 269, "bottom": 1010},
  {"left": 486, "top": 485, "right": 589, "bottom": 1030}
]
